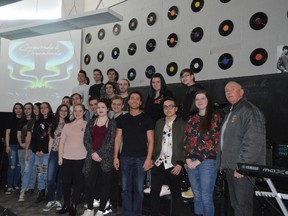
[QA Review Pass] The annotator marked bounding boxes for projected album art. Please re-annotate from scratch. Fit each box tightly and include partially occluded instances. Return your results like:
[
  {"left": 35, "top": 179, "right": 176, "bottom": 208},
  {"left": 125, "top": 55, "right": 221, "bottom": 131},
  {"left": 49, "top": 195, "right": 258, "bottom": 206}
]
[{"left": 0, "top": 30, "right": 81, "bottom": 112}]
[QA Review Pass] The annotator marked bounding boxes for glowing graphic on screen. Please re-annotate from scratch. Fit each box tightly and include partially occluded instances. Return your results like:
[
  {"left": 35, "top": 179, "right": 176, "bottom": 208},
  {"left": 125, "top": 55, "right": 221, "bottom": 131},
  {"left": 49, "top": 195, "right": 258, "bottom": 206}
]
[
  {"left": 0, "top": 30, "right": 81, "bottom": 112},
  {"left": 8, "top": 41, "right": 74, "bottom": 89}
]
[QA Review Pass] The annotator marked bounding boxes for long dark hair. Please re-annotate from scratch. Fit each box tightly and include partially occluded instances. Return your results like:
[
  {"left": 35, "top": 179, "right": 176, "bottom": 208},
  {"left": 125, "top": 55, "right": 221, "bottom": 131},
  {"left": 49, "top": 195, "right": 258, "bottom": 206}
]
[
  {"left": 38, "top": 102, "right": 54, "bottom": 120},
  {"left": 18, "top": 102, "right": 34, "bottom": 130},
  {"left": 191, "top": 90, "right": 213, "bottom": 131},
  {"left": 50, "top": 104, "right": 70, "bottom": 139},
  {"left": 148, "top": 73, "right": 168, "bottom": 98},
  {"left": 12, "top": 102, "right": 23, "bottom": 118}
]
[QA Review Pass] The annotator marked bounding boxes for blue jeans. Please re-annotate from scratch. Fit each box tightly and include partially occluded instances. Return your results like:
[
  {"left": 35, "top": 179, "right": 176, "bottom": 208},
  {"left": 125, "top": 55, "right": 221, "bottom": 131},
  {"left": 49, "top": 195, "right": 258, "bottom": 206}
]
[
  {"left": 21, "top": 149, "right": 36, "bottom": 191},
  {"left": 120, "top": 156, "right": 146, "bottom": 216},
  {"left": 187, "top": 159, "right": 217, "bottom": 216},
  {"left": 18, "top": 149, "right": 25, "bottom": 178},
  {"left": 47, "top": 150, "right": 62, "bottom": 201},
  {"left": 35, "top": 153, "right": 49, "bottom": 190},
  {"left": 7, "top": 144, "right": 21, "bottom": 188}
]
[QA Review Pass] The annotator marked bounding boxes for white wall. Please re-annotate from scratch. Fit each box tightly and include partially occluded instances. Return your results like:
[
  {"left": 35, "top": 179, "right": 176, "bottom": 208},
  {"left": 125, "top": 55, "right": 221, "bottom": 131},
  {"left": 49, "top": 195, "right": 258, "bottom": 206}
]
[{"left": 80, "top": 0, "right": 288, "bottom": 87}]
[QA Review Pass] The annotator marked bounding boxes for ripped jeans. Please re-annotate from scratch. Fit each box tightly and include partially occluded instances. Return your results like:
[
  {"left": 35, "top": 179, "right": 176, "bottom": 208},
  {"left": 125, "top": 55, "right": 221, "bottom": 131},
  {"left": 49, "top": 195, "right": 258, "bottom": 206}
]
[
  {"left": 35, "top": 153, "right": 49, "bottom": 190},
  {"left": 7, "top": 144, "right": 21, "bottom": 188}
]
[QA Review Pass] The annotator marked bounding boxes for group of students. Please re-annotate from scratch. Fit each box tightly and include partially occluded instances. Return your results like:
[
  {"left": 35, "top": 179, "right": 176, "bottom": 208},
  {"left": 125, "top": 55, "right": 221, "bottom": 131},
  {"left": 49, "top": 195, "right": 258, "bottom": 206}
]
[{"left": 4, "top": 67, "right": 265, "bottom": 216}]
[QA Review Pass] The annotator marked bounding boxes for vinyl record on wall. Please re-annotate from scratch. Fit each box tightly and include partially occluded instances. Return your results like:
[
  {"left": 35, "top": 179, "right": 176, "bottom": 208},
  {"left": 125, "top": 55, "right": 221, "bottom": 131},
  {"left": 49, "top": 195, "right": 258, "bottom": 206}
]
[
  {"left": 97, "top": 51, "right": 104, "bottom": 62},
  {"left": 128, "top": 43, "right": 137, "bottom": 56},
  {"left": 191, "top": 27, "right": 204, "bottom": 42},
  {"left": 98, "top": 28, "right": 105, "bottom": 40},
  {"left": 146, "top": 39, "right": 156, "bottom": 52},
  {"left": 191, "top": 0, "right": 204, "bottom": 13},
  {"left": 85, "top": 33, "right": 92, "bottom": 44},
  {"left": 220, "top": 0, "right": 231, "bottom": 3},
  {"left": 167, "top": 33, "right": 178, "bottom": 48},
  {"left": 168, "top": 6, "right": 178, "bottom": 20},
  {"left": 166, "top": 62, "right": 178, "bottom": 76},
  {"left": 145, "top": 65, "right": 156, "bottom": 78},
  {"left": 111, "top": 47, "right": 120, "bottom": 59},
  {"left": 219, "top": 20, "right": 234, "bottom": 36},
  {"left": 249, "top": 12, "right": 268, "bottom": 30},
  {"left": 190, "top": 58, "right": 203, "bottom": 73},
  {"left": 147, "top": 12, "right": 157, "bottom": 26},
  {"left": 218, "top": 53, "right": 233, "bottom": 70},
  {"left": 127, "top": 68, "right": 136, "bottom": 81},
  {"left": 113, "top": 24, "right": 121, "bottom": 35},
  {"left": 250, "top": 48, "right": 268, "bottom": 66},
  {"left": 84, "top": 54, "right": 91, "bottom": 65},
  {"left": 129, "top": 18, "right": 138, "bottom": 31}
]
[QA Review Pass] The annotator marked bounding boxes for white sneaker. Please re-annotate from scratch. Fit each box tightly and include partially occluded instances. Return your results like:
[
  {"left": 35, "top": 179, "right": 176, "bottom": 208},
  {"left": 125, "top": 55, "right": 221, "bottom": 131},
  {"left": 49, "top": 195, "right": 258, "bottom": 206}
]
[
  {"left": 43, "top": 201, "right": 56, "bottom": 212},
  {"left": 81, "top": 209, "right": 94, "bottom": 216},
  {"left": 160, "top": 185, "right": 171, "bottom": 197},
  {"left": 84, "top": 199, "right": 100, "bottom": 208},
  {"left": 55, "top": 201, "right": 62, "bottom": 210},
  {"left": 18, "top": 190, "right": 25, "bottom": 202},
  {"left": 103, "top": 200, "right": 112, "bottom": 215},
  {"left": 95, "top": 210, "right": 104, "bottom": 216},
  {"left": 144, "top": 187, "right": 151, "bottom": 194}
]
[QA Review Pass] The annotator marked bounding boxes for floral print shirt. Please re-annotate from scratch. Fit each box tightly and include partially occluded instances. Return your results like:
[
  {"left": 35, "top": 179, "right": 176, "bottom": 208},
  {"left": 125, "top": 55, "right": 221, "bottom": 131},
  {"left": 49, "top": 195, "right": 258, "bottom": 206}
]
[{"left": 184, "top": 113, "right": 222, "bottom": 161}]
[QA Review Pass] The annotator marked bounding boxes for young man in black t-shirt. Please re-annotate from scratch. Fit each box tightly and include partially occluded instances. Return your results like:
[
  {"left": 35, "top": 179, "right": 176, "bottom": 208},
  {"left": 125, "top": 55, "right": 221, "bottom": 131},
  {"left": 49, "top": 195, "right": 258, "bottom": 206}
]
[{"left": 114, "top": 91, "right": 154, "bottom": 216}]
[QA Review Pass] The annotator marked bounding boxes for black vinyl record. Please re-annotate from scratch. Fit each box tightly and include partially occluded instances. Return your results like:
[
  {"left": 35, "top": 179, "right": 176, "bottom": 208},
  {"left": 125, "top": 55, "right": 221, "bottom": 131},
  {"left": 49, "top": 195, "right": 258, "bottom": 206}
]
[
  {"left": 98, "top": 28, "right": 105, "bottom": 40},
  {"left": 191, "top": 27, "right": 204, "bottom": 42},
  {"left": 146, "top": 39, "right": 156, "bottom": 52},
  {"left": 191, "top": 0, "right": 204, "bottom": 13},
  {"left": 84, "top": 54, "right": 91, "bottom": 65},
  {"left": 167, "top": 33, "right": 178, "bottom": 48},
  {"left": 129, "top": 18, "right": 138, "bottom": 31},
  {"left": 111, "top": 47, "right": 120, "bottom": 59},
  {"left": 219, "top": 20, "right": 234, "bottom": 36},
  {"left": 218, "top": 53, "right": 233, "bottom": 70},
  {"left": 168, "top": 6, "right": 178, "bottom": 20},
  {"left": 128, "top": 43, "right": 137, "bottom": 56},
  {"left": 220, "top": 0, "right": 231, "bottom": 3},
  {"left": 85, "top": 33, "right": 92, "bottom": 44},
  {"left": 190, "top": 58, "right": 203, "bottom": 73},
  {"left": 127, "top": 68, "right": 136, "bottom": 81},
  {"left": 250, "top": 48, "right": 268, "bottom": 66},
  {"left": 147, "top": 12, "right": 157, "bottom": 26},
  {"left": 97, "top": 51, "right": 104, "bottom": 62},
  {"left": 113, "top": 24, "right": 121, "bottom": 35},
  {"left": 249, "top": 12, "right": 268, "bottom": 30},
  {"left": 145, "top": 65, "right": 156, "bottom": 78},
  {"left": 166, "top": 62, "right": 178, "bottom": 77}
]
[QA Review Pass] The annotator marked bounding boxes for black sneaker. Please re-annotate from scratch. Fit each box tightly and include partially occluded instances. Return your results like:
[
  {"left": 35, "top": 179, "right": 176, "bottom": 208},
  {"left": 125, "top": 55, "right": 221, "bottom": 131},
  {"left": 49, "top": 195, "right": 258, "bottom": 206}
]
[
  {"left": 5, "top": 187, "right": 14, "bottom": 194},
  {"left": 103, "top": 204, "right": 112, "bottom": 215}
]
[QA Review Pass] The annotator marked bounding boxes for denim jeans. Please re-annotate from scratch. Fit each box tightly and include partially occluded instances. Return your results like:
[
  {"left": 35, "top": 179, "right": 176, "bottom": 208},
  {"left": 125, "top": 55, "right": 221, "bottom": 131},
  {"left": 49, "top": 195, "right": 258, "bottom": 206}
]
[
  {"left": 35, "top": 153, "right": 49, "bottom": 190},
  {"left": 18, "top": 149, "right": 25, "bottom": 178},
  {"left": 47, "top": 150, "right": 62, "bottom": 201},
  {"left": 21, "top": 149, "right": 36, "bottom": 191},
  {"left": 187, "top": 159, "right": 217, "bottom": 216},
  {"left": 120, "top": 156, "right": 146, "bottom": 216},
  {"left": 7, "top": 144, "right": 21, "bottom": 188}
]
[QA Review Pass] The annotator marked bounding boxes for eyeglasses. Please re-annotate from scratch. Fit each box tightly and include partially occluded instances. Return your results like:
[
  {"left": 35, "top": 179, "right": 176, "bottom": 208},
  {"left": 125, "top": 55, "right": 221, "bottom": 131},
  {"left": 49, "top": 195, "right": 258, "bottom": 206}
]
[{"left": 163, "top": 105, "right": 176, "bottom": 110}]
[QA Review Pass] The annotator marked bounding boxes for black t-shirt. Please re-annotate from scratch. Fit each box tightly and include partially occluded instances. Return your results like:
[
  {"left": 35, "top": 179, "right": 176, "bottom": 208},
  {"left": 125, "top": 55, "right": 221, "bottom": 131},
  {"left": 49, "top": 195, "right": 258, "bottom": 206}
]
[
  {"left": 31, "top": 117, "right": 53, "bottom": 153},
  {"left": 17, "top": 119, "right": 29, "bottom": 149},
  {"left": 117, "top": 112, "right": 153, "bottom": 157},
  {"left": 89, "top": 83, "right": 104, "bottom": 99},
  {"left": 6, "top": 116, "right": 21, "bottom": 145}
]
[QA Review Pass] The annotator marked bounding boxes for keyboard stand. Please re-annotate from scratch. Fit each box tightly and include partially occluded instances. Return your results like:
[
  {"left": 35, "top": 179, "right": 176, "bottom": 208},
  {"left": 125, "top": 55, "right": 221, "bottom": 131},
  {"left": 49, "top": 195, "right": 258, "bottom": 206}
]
[{"left": 255, "top": 178, "right": 288, "bottom": 216}]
